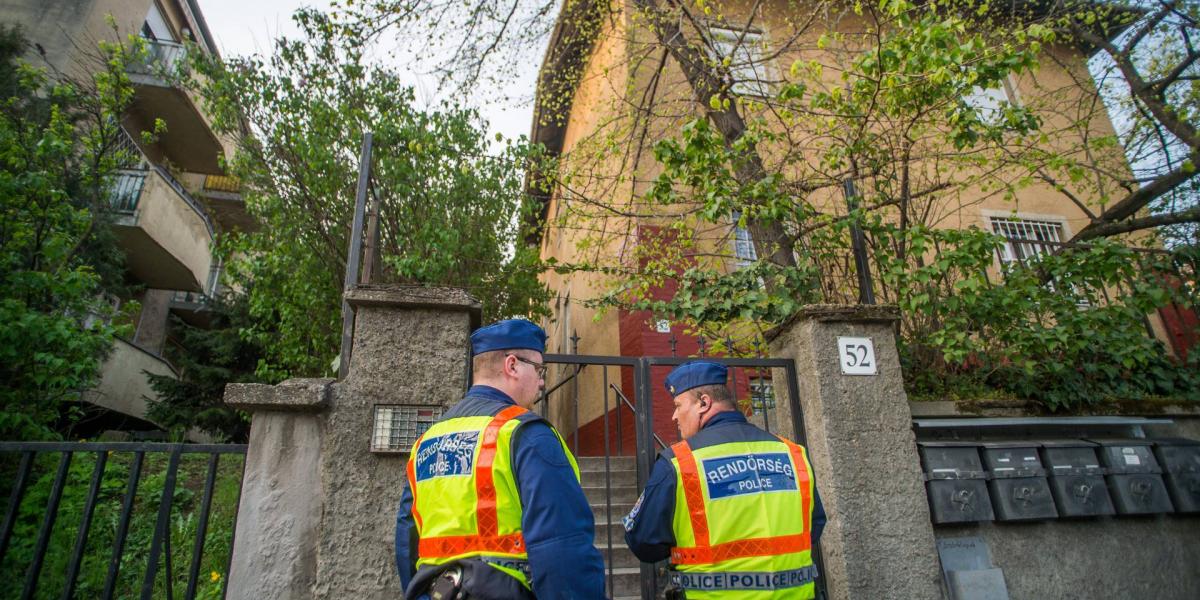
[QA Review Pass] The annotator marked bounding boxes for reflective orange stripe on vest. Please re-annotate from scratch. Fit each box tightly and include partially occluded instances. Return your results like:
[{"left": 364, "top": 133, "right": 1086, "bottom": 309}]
[
  {"left": 670, "top": 438, "right": 813, "bottom": 566},
  {"left": 412, "top": 405, "right": 529, "bottom": 558},
  {"left": 780, "top": 436, "right": 813, "bottom": 535},
  {"left": 671, "top": 533, "right": 812, "bottom": 564}
]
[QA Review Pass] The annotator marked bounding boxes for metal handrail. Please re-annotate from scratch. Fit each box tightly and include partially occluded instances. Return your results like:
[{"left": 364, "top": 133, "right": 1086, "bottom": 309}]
[
  {"left": 610, "top": 383, "right": 667, "bottom": 450},
  {"left": 535, "top": 364, "right": 585, "bottom": 404}
]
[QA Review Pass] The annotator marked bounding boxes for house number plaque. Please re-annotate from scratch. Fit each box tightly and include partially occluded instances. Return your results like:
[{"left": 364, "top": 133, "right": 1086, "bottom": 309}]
[{"left": 837, "top": 337, "right": 877, "bottom": 375}]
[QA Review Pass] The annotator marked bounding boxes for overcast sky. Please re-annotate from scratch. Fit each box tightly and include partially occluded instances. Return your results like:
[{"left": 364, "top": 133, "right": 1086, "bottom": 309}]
[{"left": 198, "top": 0, "right": 539, "bottom": 145}]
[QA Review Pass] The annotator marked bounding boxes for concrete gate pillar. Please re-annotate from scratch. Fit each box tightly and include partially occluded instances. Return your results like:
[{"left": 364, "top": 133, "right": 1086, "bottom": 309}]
[
  {"left": 223, "top": 285, "right": 480, "bottom": 599},
  {"left": 768, "top": 305, "right": 943, "bottom": 600}
]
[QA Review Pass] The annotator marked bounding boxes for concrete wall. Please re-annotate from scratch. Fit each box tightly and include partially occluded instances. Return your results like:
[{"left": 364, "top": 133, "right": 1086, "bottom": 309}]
[
  {"left": 0, "top": 0, "right": 148, "bottom": 80},
  {"left": 937, "top": 517, "right": 1200, "bottom": 599},
  {"left": 223, "top": 285, "right": 481, "bottom": 600},
  {"left": 769, "top": 306, "right": 945, "bottom": 600},
  {"left": 312, "top": 288, "right": 477, "bottom": 598},
  {"left": 224, "top": 379, "right": 329, "bottom": 599},
  {"left": 769, "top": 307, "right": 1200, "bottom": 599}
]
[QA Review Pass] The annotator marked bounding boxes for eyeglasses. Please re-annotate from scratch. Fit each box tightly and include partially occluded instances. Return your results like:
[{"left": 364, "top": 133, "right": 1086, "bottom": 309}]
[{"left": 506, "top": 354, "right": 547, "bottom": 378}]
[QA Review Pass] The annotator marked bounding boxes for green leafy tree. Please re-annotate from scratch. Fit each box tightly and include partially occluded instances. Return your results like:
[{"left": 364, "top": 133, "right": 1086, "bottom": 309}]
[
  {"left": 260, "top": 0, "right": 1199, "bottom": 407},
  {"left": 145, "top": 291, "right": 266, "bottom": 442},
  {"left": 550, "top": 0, "right": 1199, "bottom": 409},
  {"left": 0, "top": 25, "right": 140, "bottom": 439},
  {"left": 185, "top": 9, "right": 551, "bottom": 379}
]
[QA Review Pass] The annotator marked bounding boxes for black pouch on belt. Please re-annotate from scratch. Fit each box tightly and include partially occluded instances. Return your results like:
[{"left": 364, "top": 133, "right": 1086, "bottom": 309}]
[{"left": 429, "top": 565, "right": 464, "bottom": 600}]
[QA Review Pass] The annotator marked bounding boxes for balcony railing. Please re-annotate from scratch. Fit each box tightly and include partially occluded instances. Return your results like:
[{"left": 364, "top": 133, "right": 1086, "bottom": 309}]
[
  {"left": 171, "top": 263, "right": 223, "bottom": 308},
  {"left": 128, "top": 38, "right": 186, "bottom": 78},
  {"left": 203, "top": 175, "right": 240, "bottom": 194},
  {"left": 108, "top": 169, "right": 149, "bottom": 213}
]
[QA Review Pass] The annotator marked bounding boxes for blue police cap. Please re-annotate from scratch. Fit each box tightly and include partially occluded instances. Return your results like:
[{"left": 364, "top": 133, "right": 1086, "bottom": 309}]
[
  {"left": 664, "top": 361, "right": 728, "bottom": 396},
  {"left": 470, "top": 319, "right": 547, "bottom": 356}
]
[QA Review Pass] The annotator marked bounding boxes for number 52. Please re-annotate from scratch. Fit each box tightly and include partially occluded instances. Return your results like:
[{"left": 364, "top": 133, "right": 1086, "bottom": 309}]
[{"left": 843, "top": 344, "right": 871, "bottom": 367}]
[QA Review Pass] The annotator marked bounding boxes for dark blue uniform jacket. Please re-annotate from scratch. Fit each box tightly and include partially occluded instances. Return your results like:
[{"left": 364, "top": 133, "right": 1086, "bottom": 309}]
[
  {"left": 622, "top": 411, "right": 826, "bottom": 563},
  {"left": 395, "top": 385, "right": 607, "bottom": 599}
]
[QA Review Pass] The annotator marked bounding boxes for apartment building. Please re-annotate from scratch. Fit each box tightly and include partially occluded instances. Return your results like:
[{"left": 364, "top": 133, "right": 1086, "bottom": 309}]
[
  {"left": 528, "top": 1, "right": 1191, "bottom": 447},
  {"left": 2, "top": 0, "right": 243, "bottom": 431}
]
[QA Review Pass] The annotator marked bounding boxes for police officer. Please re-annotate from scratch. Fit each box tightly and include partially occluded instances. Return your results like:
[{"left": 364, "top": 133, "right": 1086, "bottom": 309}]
[
  {"left": 623, "top": 361, "right": 826, "bottom": 598},
  {"left": 395, "top": 319, "right": 607, "bottom": 599}
]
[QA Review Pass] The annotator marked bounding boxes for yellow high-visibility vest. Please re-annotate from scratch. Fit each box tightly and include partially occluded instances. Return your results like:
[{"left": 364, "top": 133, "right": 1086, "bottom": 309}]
[
  {"left": 406, "top": 405, "right": 580, "bottom": 589},
  {"left": 669, "top": 436, "right": 817, "bottom": 599}
]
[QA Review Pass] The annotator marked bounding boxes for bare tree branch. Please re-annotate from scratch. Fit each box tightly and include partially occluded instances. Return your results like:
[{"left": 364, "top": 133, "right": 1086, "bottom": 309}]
[{"left": 1074, "top": 205, "right": 1200, "bottom": 239}]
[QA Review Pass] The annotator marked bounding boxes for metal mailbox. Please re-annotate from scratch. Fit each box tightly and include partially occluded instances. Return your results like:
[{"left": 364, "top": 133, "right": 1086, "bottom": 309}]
[
  {"left": 919, "top": 441, "right": 994, "bottom": 524},
  {"left": 1089, "top": 439, "right": 1174, "bottom": 515},
  {"left": 980, "top": 442, "right": 1057, "bottom": 521},
  {"left": 1153, "top": 438, "right": 1200, "bottom": 514},
  {"left": 1040, "top": 440, "right": 1115, "bottom": 518}
]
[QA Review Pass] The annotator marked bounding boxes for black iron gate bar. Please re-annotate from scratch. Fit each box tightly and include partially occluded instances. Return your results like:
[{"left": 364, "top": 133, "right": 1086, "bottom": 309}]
[
  {"left": 538, "top": 354, "right": 824, "bottom": 600},
  {"left": 539, "top": 354, "right": 640, "bottom": 599},
  {"left": 0, "top": 441, "right": 247, "bottom": 600}
]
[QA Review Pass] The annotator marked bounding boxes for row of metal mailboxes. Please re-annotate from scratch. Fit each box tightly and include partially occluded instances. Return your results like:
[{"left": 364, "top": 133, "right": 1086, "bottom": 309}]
[{"left": 917, "top": 438, "right": 1200, "bottom": 524}]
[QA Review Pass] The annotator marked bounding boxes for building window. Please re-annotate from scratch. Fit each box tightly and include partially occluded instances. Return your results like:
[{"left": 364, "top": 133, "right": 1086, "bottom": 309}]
[
  {"left": 731, "top": 210, "right": 757, "bottom": 269},
  {"left": 990, "top": 216, "right": 1089, "bottom": 305},
  {"left": 749, "top": 376, "right": 775, "bottom": 414},
  {"left": 990, "top": 217, "right": 1065, "bottom": 264},
  {"left": 963, "top": 76, "right": 1020, "bottom": 123},
  {"left": 372, "top": 405, "right": 441, "bottom": 453},
  {"left": 708, "top": 26, "right": 774, "bottom": 97},
  {"left": 143, "top": 4, "right": 176, "bottom": 42}
]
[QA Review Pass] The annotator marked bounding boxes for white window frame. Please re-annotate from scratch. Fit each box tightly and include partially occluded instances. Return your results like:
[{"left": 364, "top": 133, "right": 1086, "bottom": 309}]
[
  {"left": 707, "top": 26, "right": 776, "bottom": 98},
  {"left": 143, "top": 2, "right": 177, "bottom": 42},
  {"left": 963, "top": 75, "right": 1021, "bottom": 122},
  {"left": 987, "top": 214, "right": 1090, "bottom": 305},
  {"left": 987, "top": 215, "right": 1067, "bottom": 265},
  {"left": 730, "top": 210, "right": 757, "bottom": 269}
]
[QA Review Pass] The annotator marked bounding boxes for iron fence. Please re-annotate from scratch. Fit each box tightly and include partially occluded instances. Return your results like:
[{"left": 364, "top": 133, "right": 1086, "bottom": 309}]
[{"left": 0, "top": 442, "right": 246, "bottom": 600}]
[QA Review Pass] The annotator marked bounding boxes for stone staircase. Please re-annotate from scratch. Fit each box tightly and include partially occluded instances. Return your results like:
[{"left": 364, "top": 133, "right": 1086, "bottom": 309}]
[{"left": 579, "top": 455, "right": 645, "bottom": 600}]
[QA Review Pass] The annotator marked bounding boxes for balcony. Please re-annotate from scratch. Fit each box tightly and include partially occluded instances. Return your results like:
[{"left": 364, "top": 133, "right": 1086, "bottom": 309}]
[
  {"left": 83, "top": 338, "right": 178, "bottom": 424},
  {"left": 198, "top": 173, "right": 258, "bottom": 232},
  {"left": 108, "top": 166, "right": 214, "bottom": 291},
  {"left": 170, "top": 262, "right": 223, "bottom": 326},
  {"left": 126, "top": 38, "right": 224, "bottom": 173}
]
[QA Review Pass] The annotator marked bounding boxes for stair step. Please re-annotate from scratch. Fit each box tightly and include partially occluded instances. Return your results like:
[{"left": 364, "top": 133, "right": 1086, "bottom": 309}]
[
  {"left": 603, "top": 566, "right": 643, "bottom": 598},
  {"left": 577, "top": 455, "right": 636, "bottom": 472},
  {"left": 596, "top": 543, "right": 642, "bottom": 569},
  {"left": 580, "top": 468, "right": 637, "bottom": 488},
  {"left": 595, "top": 519, "right": 637, "bottom": 544},
  {"left": 592, "top": 501, "right": 636, "bottom": 523},
  {"left": 583, "top": 484, "right": 639, "bottom": 505},
  {"left": 576, "top": 456, "right": 646, "bottom": 597}
]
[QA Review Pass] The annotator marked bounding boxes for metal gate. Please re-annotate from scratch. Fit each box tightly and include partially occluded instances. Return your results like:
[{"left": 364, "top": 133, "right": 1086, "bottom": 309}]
[
  {"left": 0, "top": 442, "right": 246, "bottom": 600},
  {"left": 535, "top": 352, "right": 827, "bottom": 600}
]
